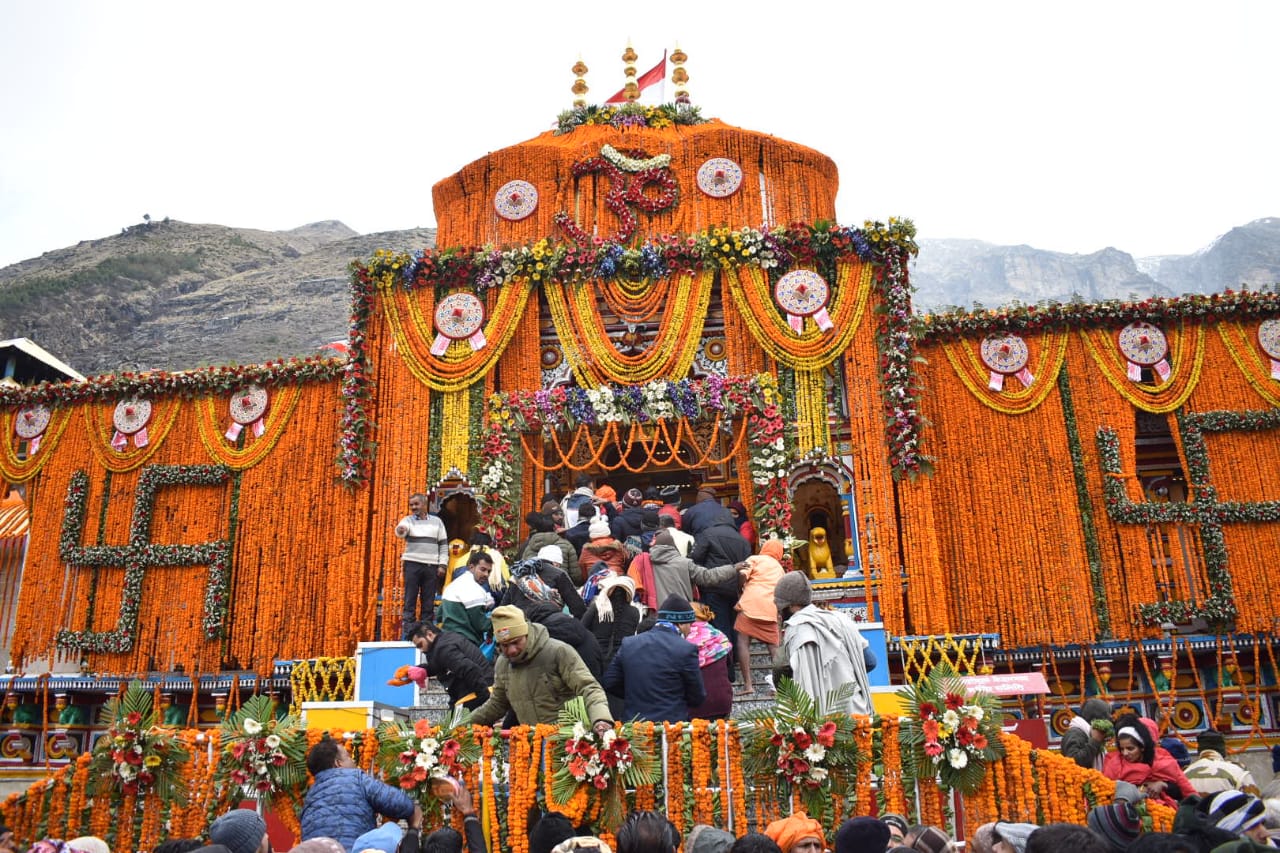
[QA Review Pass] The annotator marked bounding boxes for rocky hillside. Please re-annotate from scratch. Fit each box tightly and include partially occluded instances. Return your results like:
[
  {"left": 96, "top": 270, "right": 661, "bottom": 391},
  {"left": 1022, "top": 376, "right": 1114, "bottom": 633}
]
[
  {"left": 1, "top": 218, "right": 1277, "bottom": 376},
  {"left": 911, "top": 218, "right": 1280, "bottom": 312},
  {"left": 0, "top": 220, "right": 435, "bottom": 375}
]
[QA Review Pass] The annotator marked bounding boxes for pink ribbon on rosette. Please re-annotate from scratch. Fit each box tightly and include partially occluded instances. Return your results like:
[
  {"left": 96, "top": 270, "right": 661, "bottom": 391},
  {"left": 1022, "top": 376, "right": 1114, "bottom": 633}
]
[
  {"left": 431, "top": 303, "right": 488, "bottom": 355},
  {"left": 111, "top": 427, "right": 148, "bottom": 450},
  {"left": 225, "top": 392, "right": 268, "bottom": 441},
  {"left": 783, "top": 279, "right": 834, "bottom": 334},
  {"left": 1271, "top": 358, "right": 1280, "bottom": 381},
  {"left": 984, "top": 341, "right": 1034, "bottom": 391},
  {"left": 1124, "top": 331, "right": 1169, "bottom": 382}
]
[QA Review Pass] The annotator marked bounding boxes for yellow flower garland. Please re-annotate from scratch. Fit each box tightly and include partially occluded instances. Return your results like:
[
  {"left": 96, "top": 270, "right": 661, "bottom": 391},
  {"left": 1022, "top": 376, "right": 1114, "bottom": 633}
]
[
  {"left": 380, "top": 274, "right": 535, "bottom": 393},
  {"left": 726, "top": 258, "right": 872, "bottom": 371},
  {"left": 0, "top": 405, "right": 74, "bottom": 483},
  {"left": 543, "top": 270, "right": 714, "bottom": 387},
  {"left": 439, "top": 387, "right": 473, "bottom": 478},
  {"left": 192, "top": 385, "right": 302, "bottom": 470},
  {"left": 795, "top": 368, "right": 831, "bottom": 455},
  {"left": 1078, "top": 322, "right": 1205, "bottom": 413},
  {"left": 82, "top": 399, "right": 184, "bottom": 474},
  {"left": 938, "top": 331, "right": 1069, "bottom": 415},
  {"left": 1217, "top": 321, "right": 1280, "bottom": 408}
]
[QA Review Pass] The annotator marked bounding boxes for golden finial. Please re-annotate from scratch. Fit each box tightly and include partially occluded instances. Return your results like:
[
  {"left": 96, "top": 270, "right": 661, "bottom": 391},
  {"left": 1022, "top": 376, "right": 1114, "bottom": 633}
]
[
  {"left": 621, "top": 42, "right": 639, "bottom": 102},
  {"left": 672, "top": 43, "right": 689, "bottom": 104},
  {"left": 571, "top": 56, "right": 589, "bottom": 107}
]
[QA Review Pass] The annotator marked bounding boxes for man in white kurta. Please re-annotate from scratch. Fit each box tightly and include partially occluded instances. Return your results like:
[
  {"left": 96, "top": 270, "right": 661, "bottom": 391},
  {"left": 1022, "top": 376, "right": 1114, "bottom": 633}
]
[{"left": 773, "top": 571, "right": 873, "bottom": 715}]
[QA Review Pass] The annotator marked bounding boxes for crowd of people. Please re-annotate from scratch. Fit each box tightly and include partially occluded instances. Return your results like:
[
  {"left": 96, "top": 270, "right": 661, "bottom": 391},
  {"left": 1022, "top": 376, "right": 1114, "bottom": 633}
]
[
  {"left": 1055, "top": 697, "right": 1280, "bottom": 849},
  {"left": 395, "top": 476, "right": 876, "bottom": 727}
]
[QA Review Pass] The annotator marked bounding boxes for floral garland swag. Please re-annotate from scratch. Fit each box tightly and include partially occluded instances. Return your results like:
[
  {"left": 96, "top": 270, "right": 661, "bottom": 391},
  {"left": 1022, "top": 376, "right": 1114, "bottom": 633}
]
[{"left": 481, "top": 375, "right": 793, "bottom": 555}]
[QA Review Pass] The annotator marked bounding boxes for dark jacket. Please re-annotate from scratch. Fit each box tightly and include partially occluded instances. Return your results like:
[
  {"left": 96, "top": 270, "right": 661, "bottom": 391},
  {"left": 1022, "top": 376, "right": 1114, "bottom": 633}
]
[
  {"left": 604, "top": 624, "right": 706, "bottom": 723},
  {"left": 427, "top": 630, "right": 494, "bottom": 710},
  {"left": 563, "top": 520, "right": 593, "bottom": 555},
  {"left": 682, "top": 498, "right": 736, "bottom": 537},
  {"left": 610, "top": 506, "right": 646, "bottom": 542},
  {"left": 523, "top": 601, "right": 605, "bottom": 678},
  {"left": 502, "top": 563, "right": 587, "bottom": 618},
  {"left": 1059, "top": 697, "right": 1112, "bottom": 769},
  {"left": 301, "top": 767, "right": 416, "bottom": 852},
  {"left": 688, "top": 523, "right": 752, "bottom": 598},
  {"left": 581, "top": 594, "right": 642, "bottom": 670}
]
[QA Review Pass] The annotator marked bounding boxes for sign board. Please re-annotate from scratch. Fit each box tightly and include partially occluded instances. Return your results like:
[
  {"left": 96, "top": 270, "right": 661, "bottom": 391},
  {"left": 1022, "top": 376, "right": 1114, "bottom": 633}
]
[{"left": 959, "top": 672, "right": 1050, "bottom": 696}]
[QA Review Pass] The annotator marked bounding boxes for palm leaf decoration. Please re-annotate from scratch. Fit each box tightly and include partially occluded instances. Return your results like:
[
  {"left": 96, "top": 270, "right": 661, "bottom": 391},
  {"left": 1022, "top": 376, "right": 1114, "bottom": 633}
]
[
  {"left": 897, "top": 664, "right": 1006, "bottom": 795},
  {"left": 375, "top": 706, "right": 481, "bottom": 815},
  {"left": 88, "top": 680, "right": 189, "bottom": 807},
  {"left": 212, "top": 694, "right": 308, "bottom": 808},
  {"left": 737, "top": 677, "right": 863, "bottom": 823},
  {"left": 550, "top": 697, "right": 658, "bottom": 832}
]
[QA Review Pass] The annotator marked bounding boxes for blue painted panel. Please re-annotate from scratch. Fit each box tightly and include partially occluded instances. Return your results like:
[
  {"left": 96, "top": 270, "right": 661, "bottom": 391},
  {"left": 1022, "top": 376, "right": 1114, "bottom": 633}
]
[
  {"left": 859, "top": 626, "right": 891, "bottom": 687},
  {"left": 354, "top": 642, "right": 419, "bottom": 706}
]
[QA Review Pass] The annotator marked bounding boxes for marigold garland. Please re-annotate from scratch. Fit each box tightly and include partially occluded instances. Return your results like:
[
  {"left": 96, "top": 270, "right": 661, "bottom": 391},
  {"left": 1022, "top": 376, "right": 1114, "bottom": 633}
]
[
  {"left": 1217, "top": 321, "right": 1280, "bottom": 407},
  {"left": 0, "top": 404, "right": 74, "bottom": 482},
  {"left": 82, "top": 399, "right": 183, "bottom": 473},
  {"left": 543, "top": 270, "right": 713, "bottom": 387},
  {"left": 727, "top": 260, "right": 872, "bottom": 370},
  {"left": 1078, "top": 322, "right": 1205, "bottom": 413},
  {"left": 192, "top": 385, "right": 302, "bottom": 470},
  {"left": 939, "top": 331, "right": 1069, "bottom": 415}
]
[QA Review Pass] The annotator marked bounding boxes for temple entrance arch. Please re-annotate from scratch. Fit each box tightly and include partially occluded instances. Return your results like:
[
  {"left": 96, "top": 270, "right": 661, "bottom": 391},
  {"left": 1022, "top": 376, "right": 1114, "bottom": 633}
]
[{"left": 789, "top": 458, "right": 857, "bottom": 578}]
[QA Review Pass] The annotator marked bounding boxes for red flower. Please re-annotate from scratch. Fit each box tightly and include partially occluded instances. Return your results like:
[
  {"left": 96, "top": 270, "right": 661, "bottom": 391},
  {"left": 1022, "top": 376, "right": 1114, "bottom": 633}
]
[
  {"left": 974, "top": 734, "right": 989, "bottom": 749},
  {"left": 817, "top": 722, "right": 838, "bottom": 748},
  {"left": 944, "top": 692, "right": 965, "bottom": 711},
  {"left": 924, "top": 742, "right": 943, "bottom": 758},
  {"left": 919, "top": 702, "right": 938, "bottom": 719},
  {"left": 792, "top": 730, "right": 812, "bottom": 750},
  {"left": 922, "top": 719, "right": 940, "bottom": 741},
  {"left": 271, "top": 753, "right": 287, "bottom": 766},
  {"left": 769, "top": 733, "right": 784, "bottom": 747},
  {"left": 232, "top": 742, "right": 249, "bottom": 759},
  {"left": 569, "top": 757, "right": 589, "bottom": 777},
  {"left": 956, "top": 728, "right": 974, "bottom": 747},
  {"left": 231, "top": 769, "right": 249, "bottom": 784},
  {"left": 592, "top": 774, "right": 609, "bottom": 790},
  {"left": 126, "top": 712, "right": 143, "bottom": 726},
  {"left": 256, "top": 780, "right": 272, "bottom": 792}
]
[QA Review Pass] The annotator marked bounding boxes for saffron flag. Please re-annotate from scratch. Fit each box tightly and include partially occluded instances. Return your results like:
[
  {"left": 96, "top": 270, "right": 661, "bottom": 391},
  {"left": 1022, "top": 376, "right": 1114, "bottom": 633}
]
[{"left": 605, "top": 51, "right": 667, "bottom": 104}]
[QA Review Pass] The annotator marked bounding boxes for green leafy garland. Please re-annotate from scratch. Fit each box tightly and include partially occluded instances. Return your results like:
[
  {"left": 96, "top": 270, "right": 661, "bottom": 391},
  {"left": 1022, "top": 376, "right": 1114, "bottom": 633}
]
[
  {"left": 1056, "top": 367, "right": 1111, "bottom": 636},
  {"left": 1096, "top": 408, "right": 1280, "bottom": 627},
  {"left": 55, "top": 464, "right": 233, "bottom": 654},
  {"left": 555, "top": 102, "right": 706, "bottom": 135},
  {"left": 739, "top": 677, "right": 864, "bottom": 823}
]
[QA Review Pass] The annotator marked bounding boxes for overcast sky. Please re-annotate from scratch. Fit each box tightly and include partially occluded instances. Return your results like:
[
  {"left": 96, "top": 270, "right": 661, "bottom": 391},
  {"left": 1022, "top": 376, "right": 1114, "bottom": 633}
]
[{"left": 1, "top": 1, "right": 1275, "bottom": 269}]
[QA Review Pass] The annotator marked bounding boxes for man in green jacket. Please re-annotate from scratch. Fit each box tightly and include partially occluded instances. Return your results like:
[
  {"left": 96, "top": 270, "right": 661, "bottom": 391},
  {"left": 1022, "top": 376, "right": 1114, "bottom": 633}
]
[{"left": 470, "top": 606, "right": 613, "bottom": 736}]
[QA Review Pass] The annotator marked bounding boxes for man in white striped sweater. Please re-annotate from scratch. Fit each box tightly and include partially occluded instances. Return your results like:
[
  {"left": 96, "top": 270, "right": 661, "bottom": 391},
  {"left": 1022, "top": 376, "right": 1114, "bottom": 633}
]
[{"left": 394, "top": 493, "right": 449, "bottom": 638}]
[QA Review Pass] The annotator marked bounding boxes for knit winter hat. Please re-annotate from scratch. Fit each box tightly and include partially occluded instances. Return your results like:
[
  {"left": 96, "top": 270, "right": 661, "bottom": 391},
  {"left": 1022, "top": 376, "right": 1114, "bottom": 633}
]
[
  {"left": 208, "top": 809, "right": 267, "bottom": 853},
  {"left": 1205, "top": 790, "right": 1267, "bottom": 834},
  {"left": 834, "top": 817, "right": 890, "bottom": 853},
  {"left": 773, "top": 571, "right": 812, "bottom": 609},
  {"left": 657, "top": 593, "right": 695, "bottom": 623},
  {"left": 352, "top": 822, "right": 404, "bottom": 853},
  {"left": 879, "top": 815, "right": 910, "bottom": 836},
  {"left": 623, "top": 488, "right": 644, "bottom": 507},
  {"left": 588, "top": 520, "right": 612, "bottom": 539},
  {"left": 537, "top": 544, "right": 563, "bottom": 565},
  {"left": 491, "top": 605, "right": 529, "bottom": 642},
  {"left": 1086, "top": 802, "right": 1143, "bottom": 852},
  {"left": 686, "top": 825, "right": 735, "bottom": 853},
  {"left": 652, "top": 530, "right": 674, "bottom": 547}
]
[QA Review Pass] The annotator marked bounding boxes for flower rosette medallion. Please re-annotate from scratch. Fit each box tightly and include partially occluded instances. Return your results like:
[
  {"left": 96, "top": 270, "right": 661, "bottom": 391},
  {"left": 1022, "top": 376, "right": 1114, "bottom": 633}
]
[
  {"left": 979, "top": 333, "right": 1034, "bottom": 392},
  {"left": 551, "top": 697, "right": 657, "bottom": 831},
  {"left": 375, "top": 707, "right": 480, "bottom": 815},
  {"left": 494, "top": 179, "right": 539, "bottom": 221},
  {"left": 225, "top": 385, "right": 270, "bottom": 442},
  {"left": 774, "top": 270, "right": 834, "bottom": 334},
  {"left": 1257, "top": 318, "right": 1280, "bottom": 380},
  {"left": 431, "top": 292, "right": 487, "bottom": 356},
  {"left": 696, "top": 157, "right": 743, "bottom": 198},
  {"left": 13, "top": 403, "right": 51, "bottom": 453},
  {"left": 897, "top": 665, "right": 1005, "bottom": 795},
  {"left": 1117, "top": 321, "right": 1171, "bottom": 383},
  {"left": 739, "top": 678, "right": 863, "bottom": 822},
  {"left": 212, "top": 694, "right": 307, "bottom": 807},
  {"left": 111, "top": 397, "right": 153, "bottom": 450}
]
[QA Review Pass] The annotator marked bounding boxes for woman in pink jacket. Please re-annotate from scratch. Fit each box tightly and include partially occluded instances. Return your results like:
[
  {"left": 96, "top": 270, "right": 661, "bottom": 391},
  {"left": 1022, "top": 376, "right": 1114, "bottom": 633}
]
[{"left": 733, "top": 538, "right": 786, "bottom": 695}]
